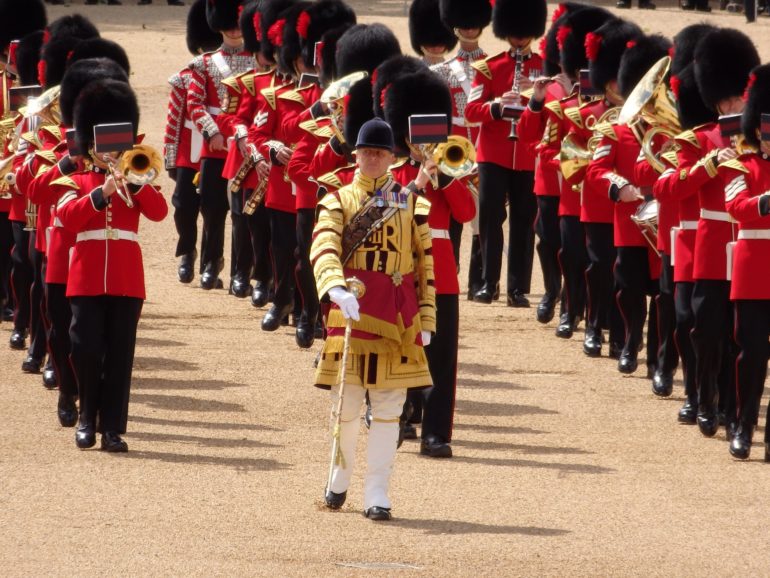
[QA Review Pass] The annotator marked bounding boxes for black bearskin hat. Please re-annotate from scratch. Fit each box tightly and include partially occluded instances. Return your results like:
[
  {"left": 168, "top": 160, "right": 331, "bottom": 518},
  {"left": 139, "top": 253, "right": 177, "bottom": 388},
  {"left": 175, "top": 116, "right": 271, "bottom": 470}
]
[
  {"left": 239, "top": 0, "right": 261, "bottom": 54},
  {"left": 586, "top": 18, "right": 641, "bottom": 93},
  {"left": 0, "top": 0, "right": 46, "bottom": 52},
  {"left": 671, "top": 22, "right": 716, "bottom": 76},
  {"left": 618, "top": 34, "right": 671, "bottom": 99},
  {"left": 540, "top": 14, "right": 565, "bottom": 77},
  {"left": 298, "top": 0, "right": 356, "bottom": 70},
  {"left": 39, "top": 14, "right": 100, "bottom": 88},
  {"left": 189, "top": 0, "right": 222, "bottom": 55},
  {"left": 694, "top": 28, "right": 759, "bottom": 111},
  {"left": 276, "top": 1, "right": 311, "bottom": 75},
  {"left": 318, "top": 23, "right": 353, "bottom": 85},
  {"left": 68, "top": 38, "right": 130, "bottom": 76},
  {"left": 335, "top": 24, "right": 401, "bottom": 78},
  {"left": 383, "top": 69, "right": 451, "bottom": 156},
  {"left": 492, "top": 0, "right": 547, "bottom": 41},
  {"left": 343, "top": 76, "right": 375, "bottom": 145},
  {"left": 741, "top": 64, "right": 770, "bottom": 148},
  {"left": 15, "top": 31, "right": 44, "bottom": 86},
  {"left": 74, "top": 79, "right": 139, "bottom": 152},
  {"left": 439, "top": 0, "right": 492, "bottom": 31},
  {"left": 47, "top": 14, "right": 99, "bottom": 42},
  {"left": 409, "top": 0, "right": 456, "bottom": 57},
  {"left": 558, "top": 7, "right": 614, "bottom": 80},
  {"left": 206, "top": 0, "right": 243, "bottom": 32},
  {"left": 372, "top": 55, "right": 427, "bottom": 118},
  {"left": 671, "top": 63, "right": 716, "bottom": 132},
  {"left": 60, "top": 58, "right": 129, "bottom": 127},
  {"left": 259, "top": 0, "right": 296, "bottom": 64}
]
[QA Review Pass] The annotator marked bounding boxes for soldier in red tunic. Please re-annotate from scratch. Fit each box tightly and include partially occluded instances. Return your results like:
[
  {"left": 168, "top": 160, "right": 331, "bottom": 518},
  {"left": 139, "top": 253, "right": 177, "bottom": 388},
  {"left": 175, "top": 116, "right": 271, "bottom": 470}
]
[
  {"left": 724, "top": 64, "right": 770, "bottom": 460},
  {"left": 187, "top": 0, "right": 254, "bottom": 290},
  {"left": 59, "top": 80, "right": 168, "bottom": 452},
  {"left": 165, "top": 0, "right": 221, "bottom": 285},
  {"left": 465, "top": 0, "right": 545, "bottom": 308}
]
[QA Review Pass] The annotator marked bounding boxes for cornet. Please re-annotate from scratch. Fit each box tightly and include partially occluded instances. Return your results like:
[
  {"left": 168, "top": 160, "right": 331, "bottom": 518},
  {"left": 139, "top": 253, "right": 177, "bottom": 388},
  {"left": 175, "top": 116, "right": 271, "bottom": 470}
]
[{"left": 101, "top": 144, "right": 162, "bottom": 208}]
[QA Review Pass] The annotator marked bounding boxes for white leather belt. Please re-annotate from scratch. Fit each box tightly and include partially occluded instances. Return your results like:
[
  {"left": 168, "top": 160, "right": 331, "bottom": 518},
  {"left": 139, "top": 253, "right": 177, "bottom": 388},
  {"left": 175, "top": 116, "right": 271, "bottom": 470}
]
[
  {"left": 76, "top": 228, "right": 138, "bottom": 243},
  {"left": 431, "top": 228, "right": 451, "bottom": 240},
  {"left": 738, "top": 230, "right": 770, "bottom": 240},
  {"left": 452, "top": 116, "right": 480, "bottom": 128},
  {"left": 679, "top": 220, "right": 698, "bottom": 230},
  {"left": 184, "top": 120, "right": 195, "bottom": 130},
  {"left": 700, "top": 208, "right": 736, "bottom": 223}
]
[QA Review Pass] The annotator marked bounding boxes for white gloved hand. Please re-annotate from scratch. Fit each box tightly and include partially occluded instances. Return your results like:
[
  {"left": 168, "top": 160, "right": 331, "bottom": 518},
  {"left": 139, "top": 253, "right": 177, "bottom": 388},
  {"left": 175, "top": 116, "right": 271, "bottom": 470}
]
[
  {"left": 421, "top": 330, "right": 432, "bottom": 347},
  {"left": 328, "top": 286, "right": 360, "bottom": 321}
]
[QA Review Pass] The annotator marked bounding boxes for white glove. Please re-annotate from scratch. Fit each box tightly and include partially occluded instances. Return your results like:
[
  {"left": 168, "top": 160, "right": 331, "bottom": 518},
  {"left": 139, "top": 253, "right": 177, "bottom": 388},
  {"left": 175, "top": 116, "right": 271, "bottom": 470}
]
[
  {"left": 421, "top": 330, "right": 432, "bottom": 347},
  {"left": 328, "top": 286, "right": 360, "bottom": 321}
]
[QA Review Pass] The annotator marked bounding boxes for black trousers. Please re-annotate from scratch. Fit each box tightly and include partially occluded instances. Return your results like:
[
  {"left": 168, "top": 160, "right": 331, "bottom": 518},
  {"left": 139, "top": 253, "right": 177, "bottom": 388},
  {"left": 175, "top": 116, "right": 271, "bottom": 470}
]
[
  {"left": 673, "top": 280, "right": 696, "bottom": 399},
  {"left": 734, "top": 300, "right": 770, "bottom": 439},
  {"left": 691, "top": 279, "right": 736, "bottom": 420},
  {"left": 656, "top": 256, "right": 680, "bottom": 376},
  {"left": 268, "top": 208, "right": 297, "bottom": 311},
  {"left": 199, "top": 158, "right": 229, "bottom": 267},
  {"left": 69, "top": 295, "right": 142, "bottom": 433},
  {"left": 0, "top": 212, "right": 12, "bottom": 305},
  {"left": 246, "top": 199, "right": 272, "bottom": 285},
  {"left": 45, "top": 283, "right": 77, "bottom": 396},
  {"left": 477, "top": 162, "right": 536, "bottom": 294},
  {"left": 171, "top": 166, "right": 201, "bottom": 259},
  {"left": 614, "top": 246, "right": 657, "bottom": 359},
  {"left": 295, "top": 208, "right": 319, "bottom": 325},
  {"left": 584, "top": 222, "right": 622, "bottom": 342},
  {"left": 535, "top": 196, "right": 562, "bottom": 303},
  {"left": 559, "top": 215, "right": 587, "bottom": 323},
  {"left": 229, "top": 189, "right": 254, "bottom": 281},
  {"left": 29, "top": 238, "right": 46, "bottom": 360},
  {"left": 10, "top": 221, "right": 32, "bottom": 331},
  {"left": 422, "top": 294, "right": 459, "bottom": 442}
]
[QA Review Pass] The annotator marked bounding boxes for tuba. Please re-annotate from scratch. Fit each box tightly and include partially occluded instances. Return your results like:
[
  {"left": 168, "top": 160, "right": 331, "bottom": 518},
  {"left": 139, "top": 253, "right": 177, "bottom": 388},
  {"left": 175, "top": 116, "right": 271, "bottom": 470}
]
[
  {"left": 618, "top": 56, "right": 681, "bottom": 173},
  {"left": 433, "top": 135, "right": 476, "bottom": 180}
]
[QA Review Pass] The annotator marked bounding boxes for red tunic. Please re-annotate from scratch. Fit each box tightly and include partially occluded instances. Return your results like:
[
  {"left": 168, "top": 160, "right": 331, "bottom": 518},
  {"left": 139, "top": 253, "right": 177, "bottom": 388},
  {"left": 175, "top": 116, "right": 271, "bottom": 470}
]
[
  {"left": 391, "top": 158, "right": 476, "bottom": 294},
  {"left": 57, "top": 173, "right": 168, "bottom": 299},
  {"left": 724, "top": 153, "right": 770, "bottom": 300},
  {"left": 286, "top": 117, "right": 333, "bottom": 210},
  {"left": 464, "top": 49, "right": 543, "bottom": 171}
]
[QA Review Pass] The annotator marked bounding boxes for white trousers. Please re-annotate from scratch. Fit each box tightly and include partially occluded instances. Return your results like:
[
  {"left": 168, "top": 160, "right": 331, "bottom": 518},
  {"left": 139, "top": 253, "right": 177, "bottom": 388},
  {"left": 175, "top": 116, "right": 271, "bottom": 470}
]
[{"left": 328, "top": 383, "right": 406, "bottom": 510}]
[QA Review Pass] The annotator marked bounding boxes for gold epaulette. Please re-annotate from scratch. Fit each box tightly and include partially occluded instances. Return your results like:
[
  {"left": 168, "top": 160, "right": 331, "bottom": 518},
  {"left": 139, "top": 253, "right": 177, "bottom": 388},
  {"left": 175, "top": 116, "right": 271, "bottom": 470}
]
[
  {"left": 35, "top": 149, "right": 58, "bottom": 165},
  {"left": 221, "top": 76, "right": 240, "bottom": 93},
  {"left": 675, "top": 129, "right": 700, "bottom": 148},
  {"left": 660, "top": 151, "right": 679, "bottom": 167},
  {"left": 317, "top": 169, "right": 346, "bottom": 191},
  {"left": 520, "top": 88, "right": 534, "bottom": 102},
  {"left": 51, "top": 175, "right": 79, "bottom": 190},
  {"left": 593, "top": 122, "right": 617, "bottom": 141},
  {"left": 35, "top": 164, "right": 51, "bottom": 178},
  {"left": 278, "top": 89, "right": 307, "bottom": 107},
  {"left": 389, "top": 157, "right": 409, "bottom": 170},
  {"left": 40, "top": 125, "right": 62, "bottom": 142},
  {"left": 719, "top": 158, "right": 749, "bottom": 173},
  {"left": 471, "top": 57, "right": 493, "bottom": 80},
  {"left": 545, "top": 100, "right": 564, "bottom": 119},
  {"left": 318, "top": 186, "right": 342, "bottom": 208},
  {"left": 260, "top": 86, "right": 279, "bottom": 110},
  {"left": 299, "top": 118, "right": 334, "bottom": 139},
  {"left": 240, "top": 72, "right": 256, "bottom": 96},
  {"left": 414, "top": 193, "right": 431, "bottom": 217},
  {"left": 564, "top": 106, "right": 583, "bottom": 129}
]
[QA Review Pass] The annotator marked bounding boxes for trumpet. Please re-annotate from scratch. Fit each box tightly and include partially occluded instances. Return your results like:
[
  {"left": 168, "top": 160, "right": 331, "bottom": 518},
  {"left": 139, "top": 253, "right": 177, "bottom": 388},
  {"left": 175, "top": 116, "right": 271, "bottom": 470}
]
[{"left": 434, "top": 135, "right": 476, "bottom": 180}]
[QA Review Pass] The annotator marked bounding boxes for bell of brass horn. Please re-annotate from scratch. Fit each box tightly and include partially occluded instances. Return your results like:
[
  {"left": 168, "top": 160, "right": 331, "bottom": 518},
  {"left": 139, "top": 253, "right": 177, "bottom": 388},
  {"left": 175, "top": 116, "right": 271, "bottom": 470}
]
[
  {"left": 559, "top": 133, "right": 592, "bottom": 181},
  {"left": 618, "top": 56, "right": 680, "bottom": 137},
  {"left": 433, "top": 135, "right": 476, "bottom": 180},
  {"left": 119, "top": 144, "right": 162, "bottom": 187}
]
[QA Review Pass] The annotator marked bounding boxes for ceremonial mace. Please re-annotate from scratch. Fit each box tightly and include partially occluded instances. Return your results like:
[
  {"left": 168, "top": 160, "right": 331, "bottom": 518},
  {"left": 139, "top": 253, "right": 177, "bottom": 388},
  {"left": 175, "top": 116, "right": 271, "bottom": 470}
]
[{"left": 326, "top": 277, "right": 367, "bottom": 495}]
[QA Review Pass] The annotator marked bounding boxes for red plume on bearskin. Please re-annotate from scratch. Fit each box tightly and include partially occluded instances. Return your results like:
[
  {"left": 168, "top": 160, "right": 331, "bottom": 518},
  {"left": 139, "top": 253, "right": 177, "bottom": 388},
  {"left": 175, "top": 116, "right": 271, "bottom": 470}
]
[
  {"left": 538, "top": 36, "right": 547, "bottom": 60},
  {"left": 741, "top": 63, "right": 770, "bottom": 146},
  {"left": 586, "top": 18, "right": 641, "bottom": 93},
  {"left": 744, "top": 72, "right": 757, "bottom": 102},
  {"left": 557, "top": 25, "right": 570, "bottom": 51},
  {"left": 585, "top": 32, "right": 601, "bottom": 61},
  {"left": 37, "top": 60, "right": 46, "bottom": 86},
  {"left": 298, "top": 0, "right": 355, "bottom": 70},
  {"left": 552, "top": 3, "right": 567, "bottom": 22},
  {"left": 296, "top": 10, "right": 310, "bottom": 39},
  {"left": 268, "top": 18, "right": 285, "bottom": 47},
  {"left": 670, "top": 74, "right": 680, "bottom": 99},
  {"left": 239, "top": 1, "right": 261, "bottom": 53},
  {"left": 626, "top": 40, "right": 636, "bottom": 49}
]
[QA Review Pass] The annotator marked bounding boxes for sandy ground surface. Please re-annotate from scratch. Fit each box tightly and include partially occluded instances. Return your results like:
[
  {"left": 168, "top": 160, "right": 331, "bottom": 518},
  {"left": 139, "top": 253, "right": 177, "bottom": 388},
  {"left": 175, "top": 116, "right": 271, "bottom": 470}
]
[{"left": 2, "top": 2, "right": 770, "bottom": 576}]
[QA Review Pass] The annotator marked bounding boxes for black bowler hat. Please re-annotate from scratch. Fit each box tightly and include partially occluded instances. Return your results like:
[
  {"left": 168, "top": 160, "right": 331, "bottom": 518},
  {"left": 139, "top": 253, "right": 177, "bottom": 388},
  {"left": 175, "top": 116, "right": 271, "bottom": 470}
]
[{"left": 356, "top": 117, "right": 394, "bottom": 151}]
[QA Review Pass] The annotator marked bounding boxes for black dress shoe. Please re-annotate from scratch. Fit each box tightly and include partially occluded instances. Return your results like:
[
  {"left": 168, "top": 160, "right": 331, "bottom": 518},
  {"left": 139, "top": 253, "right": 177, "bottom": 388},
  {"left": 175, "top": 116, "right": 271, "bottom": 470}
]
[
  {"left": 101, "top": 431, "right": 128, "bottom": 452},
  {"left": 608, "top": 341, "right": 623, "bottom": 360},
  {"left": 262, "top": 304, "right": 291, "bottom": 331},
  {"left": 617, "top": 352, "right": 638, "bottom": 374},
  {"left": 678, "top": 398, "right": 697, "bottom": 424},
  {"left": 177, "top": 252, "right": 196, "bottom": 283},
  {"left": 57, "top": 394, "right": 78, "bottom": 428},
  {"left": 467, "top": 284, "right": 481, "bottom": 301},
  {"left": 729, "top": 426, "right": 752, "bottom": 460},
  {"left": 402, "top": 422, "right": 417, "bottom": 440},
  {"left": 200, "top": 258, "right": 224, "bottom": 290},
  {"left": 651, "top": 371, "right": 673, "bottom": 397},
  {"left": 681, "top": 1, "right": 695, "bottom": 7},
  {"left": 638, "top": 1, "right": 656, "bottom": 7},
  {"left": 138, "top": 0, "right": 151, "bottom": 3},
  {"left": 695, "top": 3, "right": 712, "bottom": 9},
  {"left": 473, "top": 285, "right": 494, "bottom": 304},
  {"left": 507, "top": 291, "right": 530, "bottom": 308},
  {"left": 726, "top": 421, "right": 739, "bottom": 441},
  {"left": 251, "top": 282, "right": 269, "bottom": 307},
  {"left": 555, "top": 313, "right": 574, "bottom": 339},
  {"left": 21, "top": 355, "right": 43, "bottom": 374},
  {"left": 364, "top": 506, "right": 392, "bottom": 521},
  {"left": 324, "top": 489, "right": 346, "bottom": 509},
  {"left": 583, "top": 329, "right": 602, "bottom": 357},
  {"left": 229, "top": 276, "right": 252, "bottom": 298},
  {"left": 107, "top": 0, "right": 122, "bottom": 4},
  {"left": 420, "top": 436, "right": 453, "bottom": 458},
  {"left": 9, "top": 329, "right": 27, "bottom": 350},
  {"left": 42, "top": 364, "right": 58, "bottom": 389},
  {"left": 535, "top": 298, "right": 555, "bottom": 323},
  {"left": 697, "top": 410, "right": 719, "bottom": 437},
  {"left": 168, "top": 0, "right": 185, "bottom": 4},
  {"left": 295, "top": 321, "right": 315, "bottom": 349},
  {"left": 75, "top": 422, "right": 96, "bottom": 449}
]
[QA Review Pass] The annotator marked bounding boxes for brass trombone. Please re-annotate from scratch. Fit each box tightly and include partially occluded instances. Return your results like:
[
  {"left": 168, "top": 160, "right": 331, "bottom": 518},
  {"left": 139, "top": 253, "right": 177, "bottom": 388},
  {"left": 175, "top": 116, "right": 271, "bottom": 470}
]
[{"left": 102, "top": 144, "right": 162, "bottom": 208}]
